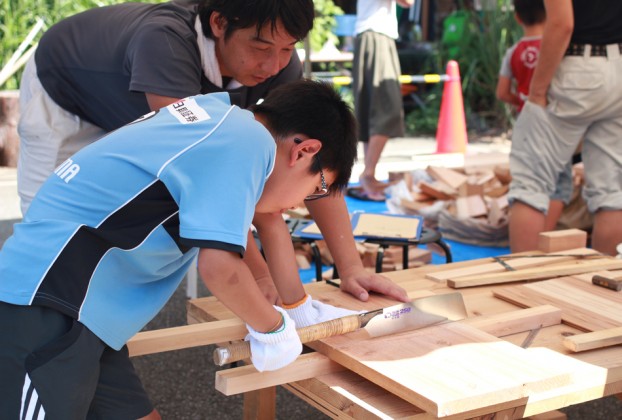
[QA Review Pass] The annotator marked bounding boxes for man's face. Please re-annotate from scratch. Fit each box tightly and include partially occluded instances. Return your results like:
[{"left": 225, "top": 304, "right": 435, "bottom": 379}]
[{"left": 210, "top": 15, "right": 298, "bottom": 86}]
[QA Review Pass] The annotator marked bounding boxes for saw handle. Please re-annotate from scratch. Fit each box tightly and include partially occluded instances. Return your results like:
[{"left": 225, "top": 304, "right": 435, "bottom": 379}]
[{"left": 213, "top": 314, "right": 362, "bottom": 366}]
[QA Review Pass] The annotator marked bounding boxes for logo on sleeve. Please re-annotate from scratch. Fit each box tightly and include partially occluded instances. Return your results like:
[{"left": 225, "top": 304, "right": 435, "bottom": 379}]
[
  {"left": 55, "top": 158, "right": 80, "bottom": 183},
  {"left": 168, "top": 98, "right": 211, "bottom": 124}
]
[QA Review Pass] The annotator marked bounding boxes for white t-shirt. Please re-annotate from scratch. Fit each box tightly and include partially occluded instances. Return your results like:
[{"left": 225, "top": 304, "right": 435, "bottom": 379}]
[{"left": 355, "top": 0, "right": 399, "bottom": 39}]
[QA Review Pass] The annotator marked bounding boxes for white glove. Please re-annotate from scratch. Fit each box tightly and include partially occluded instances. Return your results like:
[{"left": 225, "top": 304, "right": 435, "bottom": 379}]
[
  {"left": 283, "top": 294, "right": 359, "bottom": 328},
  {"left": 245, "top": 306, "right": 302, "bottom": 372}
]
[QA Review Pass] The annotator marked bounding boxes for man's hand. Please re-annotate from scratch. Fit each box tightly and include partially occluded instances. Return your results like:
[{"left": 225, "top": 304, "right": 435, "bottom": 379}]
[{"left": 339, "top": 268, "right": 409, "bottom": 302}]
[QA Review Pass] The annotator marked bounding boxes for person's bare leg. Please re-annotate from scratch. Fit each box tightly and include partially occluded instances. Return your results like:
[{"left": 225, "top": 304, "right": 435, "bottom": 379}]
[
  {"left": 360, "top": 134, "right": 389, "bottom": 199},
  {"left": 591, "top": 209, "right": 622, "bottom": 256},
  {"left": 139, "top": 409, "right": 161, "bottom": 420},
  {"left": 544, "top": 199, "right": 564, "bottom": 232},
  {"left": 509, "top": 201, "right": 546, "bottom": 252}
]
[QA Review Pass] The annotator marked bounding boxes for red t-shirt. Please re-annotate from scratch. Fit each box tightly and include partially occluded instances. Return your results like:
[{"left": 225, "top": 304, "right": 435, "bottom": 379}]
[{"left": 510, "top": 37, "right": 541, "bottom": 111}]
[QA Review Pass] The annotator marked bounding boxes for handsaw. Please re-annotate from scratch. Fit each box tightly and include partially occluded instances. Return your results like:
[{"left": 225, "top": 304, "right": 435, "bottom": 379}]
[{"left": 213, "top": 292, "right": 467, "bottom": 366}]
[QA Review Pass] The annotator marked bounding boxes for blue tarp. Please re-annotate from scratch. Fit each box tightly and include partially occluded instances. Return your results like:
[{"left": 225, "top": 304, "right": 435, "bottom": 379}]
[{"left": 298, "top": 189, "right": 510, "bottom": 283}]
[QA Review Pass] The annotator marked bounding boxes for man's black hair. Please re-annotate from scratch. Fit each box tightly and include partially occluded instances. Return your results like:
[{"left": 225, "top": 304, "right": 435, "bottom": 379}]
[
  {"left": 251, "top": 80, "right": 358, "bottom": 194},
  {"left": 198, "top": 0, "right": 315, "bottom": 41},
  {"left": 514, "top": 0, "right": 546, "bottom": 26}
]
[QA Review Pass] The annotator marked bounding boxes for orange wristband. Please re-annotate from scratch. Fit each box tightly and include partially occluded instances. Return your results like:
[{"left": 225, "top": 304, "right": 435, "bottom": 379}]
[{"left": 281, "top": 294, "right": 309, "bottom": 309}]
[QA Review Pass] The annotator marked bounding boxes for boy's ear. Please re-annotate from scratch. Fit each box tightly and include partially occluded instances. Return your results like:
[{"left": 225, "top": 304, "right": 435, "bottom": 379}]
[{"left": 289, "top": 138, "right": 322, "bottom": 165}]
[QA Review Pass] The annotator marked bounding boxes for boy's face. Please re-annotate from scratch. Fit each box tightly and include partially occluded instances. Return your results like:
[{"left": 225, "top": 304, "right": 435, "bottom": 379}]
[
  {"left": 210, "top": 15, "right": 298, "bottom": 86},
  {"left": 256, "top": 137, "right": 336, "bottom": 214}
]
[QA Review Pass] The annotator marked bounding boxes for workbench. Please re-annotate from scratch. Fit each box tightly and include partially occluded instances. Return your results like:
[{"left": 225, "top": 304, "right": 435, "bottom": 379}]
[{"left": 178, "top": 246, "right": 622, "bottom": 420}]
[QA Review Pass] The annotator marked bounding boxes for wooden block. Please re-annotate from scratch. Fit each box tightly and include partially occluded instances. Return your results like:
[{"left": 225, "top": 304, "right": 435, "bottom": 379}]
[
  {"left": 485, "top": 183, "right": 509, "bottom": 198},
  {"left": 426, "top": 166, "right": 467, "bottom": 190},
  {"left": 455, "top": 195, "right": 488, "bottom": 219},
  {"left": 400, "top": 198, "right": 435, "bottom": 213},
  {"left": 538, "top": 229, "right": 588, "bottom": 253},
  {"left": 562, "top": 326, "right": 622, "bottom": 352},
  {"left": 458, "top": 182, "right": 484, "bottom": 197},
  {"left": 487, "top": 197, "right": 508, "bottom": 226},
  {"left": 418, "top": 181, "right": 456, "bottom": 200}
]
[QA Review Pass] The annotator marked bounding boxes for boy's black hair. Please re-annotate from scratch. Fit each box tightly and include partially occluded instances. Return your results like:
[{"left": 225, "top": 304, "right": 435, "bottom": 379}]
[
  {"left": 251, "top": 80, "right": 358, "bottom": 195},
  {"left": 514, "top": 0, "right": 546, "bottom": 26},
  {"left": 198, "top": 0, "right": 314, "bottom": 42}
]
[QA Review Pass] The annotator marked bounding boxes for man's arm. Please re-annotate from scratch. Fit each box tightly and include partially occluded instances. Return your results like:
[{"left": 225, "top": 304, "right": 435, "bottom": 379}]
[
  {"left": 243, "top": 229, "right": 281, "bottom": 305},
  {"left": 252, "top": 212, "right": 307, "bottom": 305},
  {"left": 305, "top": 195, "right": 409, "bottom": 302},
  {"left": 145, "top": 93, "right": 184, "bottom": 112},
  {"left": 528, "top": 0, "right": 574, "bottom": 106}
]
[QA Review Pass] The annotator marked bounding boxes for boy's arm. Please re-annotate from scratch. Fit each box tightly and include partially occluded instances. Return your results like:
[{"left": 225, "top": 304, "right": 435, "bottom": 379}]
[
  {"left": 305, "top": 195, "right": 409, "bottom": 302},
  {"left": 198, "top": 248, "right": 282, "bottom": 332},
  {"left": 496, "top": 75, "right": 521, "bottom": 107},
  {"left": 243, "top": 229, "right": 281, "bottom": 305},
  {"left": 528, "top": 0, "right": 574, "bottom": 106}
]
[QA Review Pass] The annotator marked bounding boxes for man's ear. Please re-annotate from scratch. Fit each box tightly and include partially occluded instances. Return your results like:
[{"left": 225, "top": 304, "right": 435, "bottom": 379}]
[
  {"left": 290, "top": 139, "right": 322, "bottom": 165},
  {"left": 209, "top": 12, "right": 227, "bottom": 38}
]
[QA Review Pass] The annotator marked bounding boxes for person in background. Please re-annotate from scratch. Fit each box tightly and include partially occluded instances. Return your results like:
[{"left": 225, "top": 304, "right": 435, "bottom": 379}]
[
  {"left": 0, "top": 80, "right": 360, "bottom": 419},
  {"left": 347, "top": 0, "right": 414, "bottom": 202},
  {"left": 508, "top": 0, "right": 622, "bottom": 255},
  {"left": 17, "top": 0, "right": 409, "bottom": 306},
  {"left": 497, "top": 0, "right": 573, "bottom": 232}
]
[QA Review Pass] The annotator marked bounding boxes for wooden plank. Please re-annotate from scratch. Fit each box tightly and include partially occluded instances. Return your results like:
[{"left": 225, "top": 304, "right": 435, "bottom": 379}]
[
  {"left": 447, "top": 258, "right": 622, "bottom": 289},
  {"left": 309, "top": 322, "right": 575, "bottom": 418},
  {"left": 563, "top": 327, "right": 622, "bottom": 353},
  {"left": 494, "top": 277, "right": 622, "bottom": 332},
  {"left": 286, "top": 370, "right": 428, "bottom": 419},
  {"left": 243, "top": 387, "right": 276, "bottom": 420},
  {"left": 464, "top": 305, "right": 562, "bottom": 338},
  {"left": 537, "top": 229, "right": 587, "bottom": 253},
  {"left": 215, "top": 353, "right": 345, "bottom": 396},
  {"left": 127, "top": 318, "right": 247, "bottom": 357},
  {"left": 214, "top": 306, "right": 564, "bottom": 396},
  {"left": 426, "top": 248, "right": 597, "bottom": 282}
]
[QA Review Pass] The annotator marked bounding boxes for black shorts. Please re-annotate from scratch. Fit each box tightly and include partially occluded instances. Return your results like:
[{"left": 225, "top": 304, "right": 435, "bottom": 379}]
[{"left": 0, "top": 302, "right": 153, "bottom": 419}]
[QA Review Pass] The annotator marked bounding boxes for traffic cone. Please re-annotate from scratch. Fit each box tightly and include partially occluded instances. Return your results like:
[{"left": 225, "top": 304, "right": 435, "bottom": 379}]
[{"left": 435, "top": 60, "right": 468, "bottom": 154}]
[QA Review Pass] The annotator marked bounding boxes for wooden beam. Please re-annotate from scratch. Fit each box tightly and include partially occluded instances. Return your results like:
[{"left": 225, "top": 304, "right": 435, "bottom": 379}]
[
  {"left": 216, "top": 353, "right": 344, "bottom": 396},
  {"left": 427, "top": 248, "right": 598, "bottom": 282},
  {"left": 447, "top": 258, "right": 622, "bottom": 289},
  {"left": 563, "top": 327, "right": 622, "bottom": 353},
  {"left": 127, "top": 318, "right": 246, "bottom": 357}
]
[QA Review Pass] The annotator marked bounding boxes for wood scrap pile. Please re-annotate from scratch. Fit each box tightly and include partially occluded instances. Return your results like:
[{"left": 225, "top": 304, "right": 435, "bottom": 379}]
[
  {"left": 388, "top": 163, "right": 511, "bottom": 247},
  {"left": 293, "top": 239, "right": 432, "bottom": 279}
]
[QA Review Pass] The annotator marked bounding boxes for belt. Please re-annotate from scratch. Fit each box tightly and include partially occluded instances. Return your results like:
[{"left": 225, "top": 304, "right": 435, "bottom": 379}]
[{"left": 565, "top": 43, "right": 622, "bottom": 57}]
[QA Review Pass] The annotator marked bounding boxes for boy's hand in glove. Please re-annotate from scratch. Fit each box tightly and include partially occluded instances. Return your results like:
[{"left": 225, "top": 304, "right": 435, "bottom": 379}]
[
  {"left": 283, "top": 294, "right": 360, "bottom": 328},
  {"left": 245, "top": 306, "right": 302, "bottom": 372}
]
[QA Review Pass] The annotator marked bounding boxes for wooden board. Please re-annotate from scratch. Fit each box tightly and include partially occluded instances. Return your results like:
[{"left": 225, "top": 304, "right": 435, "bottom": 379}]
[
  {"left": 425, "top": 248, "right": 597, "bottom": 282},
  {"left": 494, "top": 276, "right": 622, "bottom": 332},
  {"left": 309, "top": 322, "right": 575, "bottom": 417}
]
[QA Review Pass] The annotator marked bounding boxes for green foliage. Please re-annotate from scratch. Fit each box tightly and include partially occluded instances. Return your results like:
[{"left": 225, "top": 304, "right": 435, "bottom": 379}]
[
  {"left": 307, "top": 0, "right": 343, "bottom": 52},
  {"left": 440, "top": 1, "right": 523, "bottom": 132},
  {"left": 0, "top": 0, "right": 162, "bottom": 89}
]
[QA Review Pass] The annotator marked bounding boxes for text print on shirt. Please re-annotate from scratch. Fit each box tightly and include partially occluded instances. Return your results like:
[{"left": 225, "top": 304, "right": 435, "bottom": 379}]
[{"left": 55, "top": 158, "right": 80, "bottom": 183}]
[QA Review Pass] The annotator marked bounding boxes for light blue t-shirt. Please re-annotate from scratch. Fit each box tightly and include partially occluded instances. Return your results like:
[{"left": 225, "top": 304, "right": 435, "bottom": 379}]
[{"left": 0, "top": 92, "right": 275, "bottom": 349}]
